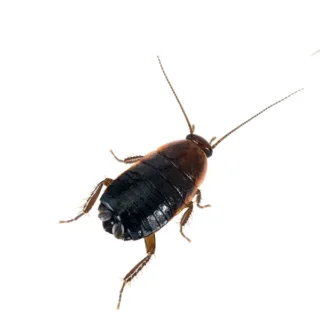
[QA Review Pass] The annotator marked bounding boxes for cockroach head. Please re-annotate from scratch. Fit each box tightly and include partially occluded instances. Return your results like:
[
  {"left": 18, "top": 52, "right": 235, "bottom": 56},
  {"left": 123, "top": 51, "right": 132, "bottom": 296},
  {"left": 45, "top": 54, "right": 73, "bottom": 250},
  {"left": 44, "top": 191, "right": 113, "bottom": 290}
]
[{"left": 186, "top": 134, "right": 213, "bottom": 158}]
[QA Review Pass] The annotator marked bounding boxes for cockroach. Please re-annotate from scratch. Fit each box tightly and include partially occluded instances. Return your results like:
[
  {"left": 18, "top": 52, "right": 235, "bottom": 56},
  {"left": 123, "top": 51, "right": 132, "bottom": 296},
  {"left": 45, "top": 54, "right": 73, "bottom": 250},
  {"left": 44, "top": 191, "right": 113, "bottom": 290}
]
[{"left": 59, "top": 57, "right": 303, "bottom": 309}]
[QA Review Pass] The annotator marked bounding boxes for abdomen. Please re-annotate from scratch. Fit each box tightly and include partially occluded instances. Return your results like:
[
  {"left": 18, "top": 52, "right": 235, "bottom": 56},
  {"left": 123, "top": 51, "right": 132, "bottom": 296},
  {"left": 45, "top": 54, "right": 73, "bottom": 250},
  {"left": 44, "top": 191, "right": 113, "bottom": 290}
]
[{"left": 100, "top": 140, "right": 207, "bottom": 240}]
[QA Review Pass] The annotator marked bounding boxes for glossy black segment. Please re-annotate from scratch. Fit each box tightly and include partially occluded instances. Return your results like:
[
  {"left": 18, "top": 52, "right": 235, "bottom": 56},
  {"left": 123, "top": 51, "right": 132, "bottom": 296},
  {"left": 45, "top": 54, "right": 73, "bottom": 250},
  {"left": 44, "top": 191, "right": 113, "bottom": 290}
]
[
  {"left": 142, "top": 154, "right": 194, "bottom": 199},
  {"left": 127, "top": 228, "right": 143, "bottom": 240},
  {"left": 146, "top": 214, "right": 159, "bottom": 230},
  {"left": 130, "top": 171, "right": 173, "bottom": 220}
]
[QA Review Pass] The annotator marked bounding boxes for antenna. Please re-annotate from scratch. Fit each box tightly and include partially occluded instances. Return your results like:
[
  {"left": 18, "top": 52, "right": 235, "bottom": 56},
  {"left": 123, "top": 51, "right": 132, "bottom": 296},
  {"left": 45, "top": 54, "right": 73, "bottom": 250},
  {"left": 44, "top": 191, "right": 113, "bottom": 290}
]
[
  {"left": 157, "top": 56, "right": 194, "bottom": 134},
  {"left": 311, "top": 48, "right": 320, "bottom": 56},
  {"left": 212, "top": 88, "right": 304, "bottom": 149}
]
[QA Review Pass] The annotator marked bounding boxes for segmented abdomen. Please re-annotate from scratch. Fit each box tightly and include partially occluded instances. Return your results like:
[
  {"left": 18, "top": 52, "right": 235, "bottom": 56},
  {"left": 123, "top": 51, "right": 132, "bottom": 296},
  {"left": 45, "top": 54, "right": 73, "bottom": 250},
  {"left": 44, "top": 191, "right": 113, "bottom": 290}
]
[{"left": 100, "top": 152, "right": 195, "bottom": 240}]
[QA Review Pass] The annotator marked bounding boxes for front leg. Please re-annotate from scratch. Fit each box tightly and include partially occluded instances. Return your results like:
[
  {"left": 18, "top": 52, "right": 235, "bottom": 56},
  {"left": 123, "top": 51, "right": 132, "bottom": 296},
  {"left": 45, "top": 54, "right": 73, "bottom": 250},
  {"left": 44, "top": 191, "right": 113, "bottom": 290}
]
[
  {"left": 179, "top": 189, "right": 211, "bottom": 242},
  {"left": 117, "top": 233, "right": 156, "bottom": 309},
  {"left": 195, "top": 189, "right": 211, "bottom": 209}
]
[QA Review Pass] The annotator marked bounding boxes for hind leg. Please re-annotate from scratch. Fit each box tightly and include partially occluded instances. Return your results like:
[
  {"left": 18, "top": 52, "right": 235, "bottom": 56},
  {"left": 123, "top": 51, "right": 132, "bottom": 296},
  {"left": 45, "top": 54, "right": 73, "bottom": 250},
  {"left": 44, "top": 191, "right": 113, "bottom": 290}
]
[
  {"left": 117, "top": 233, "right": 156, "bottom": 309},
  {"left": 59, "top": 178, "right": 113, "bottom": 223}
]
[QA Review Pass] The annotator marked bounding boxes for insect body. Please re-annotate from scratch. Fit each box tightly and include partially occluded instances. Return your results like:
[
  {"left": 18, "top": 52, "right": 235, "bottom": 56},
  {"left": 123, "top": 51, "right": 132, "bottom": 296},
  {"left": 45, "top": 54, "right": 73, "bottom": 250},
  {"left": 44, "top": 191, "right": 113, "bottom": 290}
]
[
  {"left": 100, "top": 137, "right": 210, "bottom": 240},
  {"left": 60, "top": 57, "right": 303, "bottom": 309}
]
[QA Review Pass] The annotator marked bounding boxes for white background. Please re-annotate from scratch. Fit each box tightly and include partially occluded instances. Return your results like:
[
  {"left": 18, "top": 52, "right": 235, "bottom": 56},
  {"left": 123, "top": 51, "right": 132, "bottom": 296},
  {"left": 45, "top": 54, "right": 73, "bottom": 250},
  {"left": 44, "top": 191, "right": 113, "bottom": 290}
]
[{"left": 1, "top": 1, "right": 320, "bottom": 319}]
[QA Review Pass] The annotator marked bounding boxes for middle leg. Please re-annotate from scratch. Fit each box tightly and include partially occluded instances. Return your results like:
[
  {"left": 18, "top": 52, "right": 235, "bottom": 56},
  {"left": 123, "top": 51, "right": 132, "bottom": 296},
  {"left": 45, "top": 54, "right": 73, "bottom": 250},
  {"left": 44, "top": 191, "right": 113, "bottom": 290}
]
[
  {"left": 110, "top": 150, "right": 143, "bottom": 164},
  {"left": 180, "top": 202, "right": 193, "bottom": 242}
]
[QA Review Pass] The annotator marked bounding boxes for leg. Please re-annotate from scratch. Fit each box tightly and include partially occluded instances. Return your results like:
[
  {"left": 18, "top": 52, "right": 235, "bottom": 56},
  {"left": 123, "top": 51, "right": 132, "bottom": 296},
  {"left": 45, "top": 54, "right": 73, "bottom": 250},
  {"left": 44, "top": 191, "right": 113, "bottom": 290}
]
[
  {"left": 110, "top": 150, "right": 143, "bottom": 164},
  {"left": 59, "top": 178, "right": 113, "bottom": 223},
  {"left": 179, "top": 190, "right": 211, "bottom": 242},
  {"left": 180, "top": 202, "right": 193, "bottom": 242},
  {"left": 195, "top": 189, "right": 211, "bottom": 209},
  {"left": 117, "top": 233, "right": 156, "bottom": 309}
]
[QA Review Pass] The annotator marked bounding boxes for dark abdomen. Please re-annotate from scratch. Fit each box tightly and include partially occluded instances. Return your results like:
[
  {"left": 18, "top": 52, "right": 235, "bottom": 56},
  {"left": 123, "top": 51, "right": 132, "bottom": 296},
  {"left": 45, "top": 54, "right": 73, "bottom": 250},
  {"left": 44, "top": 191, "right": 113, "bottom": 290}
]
[{"left": 100, "top": 140, "right": 207, "bottom": 240}]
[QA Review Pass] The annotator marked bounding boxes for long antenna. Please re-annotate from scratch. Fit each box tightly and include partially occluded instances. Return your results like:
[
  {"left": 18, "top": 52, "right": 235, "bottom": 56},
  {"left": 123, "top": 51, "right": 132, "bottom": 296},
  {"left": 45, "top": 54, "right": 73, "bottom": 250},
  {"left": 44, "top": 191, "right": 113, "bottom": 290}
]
[
  {"left": 157, "top": 56, "right": 194, "bottom": 134},
  {"left": 311, "top": 48, "right": 320, "bottom": 56},
  {"left": 212, "top": 88, "right": 304, "bottom": 149}
]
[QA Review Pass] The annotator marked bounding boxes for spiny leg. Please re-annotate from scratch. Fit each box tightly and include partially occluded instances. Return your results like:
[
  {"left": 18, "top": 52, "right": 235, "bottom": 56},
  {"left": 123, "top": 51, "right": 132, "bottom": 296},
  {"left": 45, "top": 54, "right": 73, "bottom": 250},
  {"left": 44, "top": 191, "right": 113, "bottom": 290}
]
[
  {"left": 110, "top": 150, "right": 143, "bottom": 164},
  {"left": 59, "top": 178, "right": 113, "bottom": 223},
  {"left": 117, "top": 233, "right": 156, "bottom": 309},
  {"left": 180, "top": 202, "right": 193, "bottom": 243},
  {"left": 180, "top": 190, "right": 211, "bottom": 242},
  {"left": 196, "top": 189, "right": 211, "bottom": 209}
]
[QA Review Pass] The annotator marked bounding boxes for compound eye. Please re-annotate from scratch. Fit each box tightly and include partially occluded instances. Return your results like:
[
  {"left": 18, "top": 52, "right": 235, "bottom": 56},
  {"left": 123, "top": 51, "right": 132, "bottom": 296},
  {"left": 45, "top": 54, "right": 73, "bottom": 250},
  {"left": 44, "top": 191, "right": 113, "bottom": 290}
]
[
  {"left": 98, "top": 210, "right": 113, "bottom": 222},
  {"left": 112, "top": 222, "right": 124, "bottom": 239}
]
